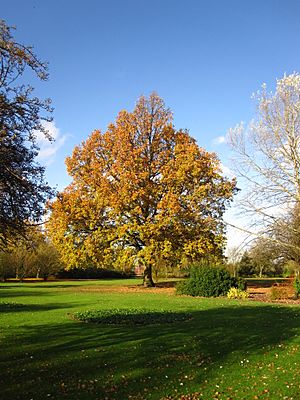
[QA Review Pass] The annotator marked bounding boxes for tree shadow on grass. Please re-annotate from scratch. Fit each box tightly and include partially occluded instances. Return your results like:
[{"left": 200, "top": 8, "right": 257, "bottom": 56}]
[
  {"left": 0, "top": 283, "right": 79, "bottom": 289},
  {"left": 1, "top": 304, "right": 300, "bottom": 399},
  {"left": 0, "top": 290, "right": 57, "bottom": 298},
  {"left": 0, "top": 302, "right": 76, "bottom": 313},
  {"left": 20, "top": 284, "right": 80, "bottom": 289},
  {"left": 0, "top": 284, "right": 80, "bottom": 298}
]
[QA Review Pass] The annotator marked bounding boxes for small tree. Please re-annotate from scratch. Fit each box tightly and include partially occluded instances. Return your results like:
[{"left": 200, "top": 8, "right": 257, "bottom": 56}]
[
  {"left": 0, "top": 252, "right": 15, "bottom": 281},
  {"left": 238, "top": 252, "right": 255, "bottom": 277},
  {"left": 270, "top": 204, "right": 300, "bottom": 275},
  {"left": 248, "top": 237, "right": 278, "bottom": 277},
  {"left": 2, "top": 234, "right": 38, "bottom": 281},
  {"left": 245, "top": 205, "right": 300, "bottom": 277},
  {"left": 226, "top": 246, "right": 242, "bottom": 277},
  {"left": 34, "top": 241, "right": 61, "bottom": 280}
]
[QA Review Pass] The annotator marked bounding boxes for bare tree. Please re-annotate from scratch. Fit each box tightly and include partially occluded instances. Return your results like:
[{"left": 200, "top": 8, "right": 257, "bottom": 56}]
[
  {"left": 226, "top": 245, "right": 243, "bottom": 277},
  {"left": 228, "top": 73, "right": 300, "bottom": 258}
]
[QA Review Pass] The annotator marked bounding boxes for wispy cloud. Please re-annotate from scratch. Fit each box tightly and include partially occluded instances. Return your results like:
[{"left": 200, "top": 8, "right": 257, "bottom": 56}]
[
  {"left": 212, "top": 135, "right": 226, "bottom": 145},
  {"left": 225, "top": 224, "right": 250, "bottom": 253},
  {"left": 34, "top": 121, "right": 67, "bottom": 165},
  {"left": 220, "top": 163, "right": 235, "bottom": 179}
]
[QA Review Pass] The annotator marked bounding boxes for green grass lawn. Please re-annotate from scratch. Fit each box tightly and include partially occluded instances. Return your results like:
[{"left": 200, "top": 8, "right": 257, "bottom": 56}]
[{"left": 1, "top": 279, "right": 300, "bottom": 400}]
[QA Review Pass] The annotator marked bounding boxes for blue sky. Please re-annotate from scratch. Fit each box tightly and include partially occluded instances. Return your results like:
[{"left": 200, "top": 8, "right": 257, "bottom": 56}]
[{"left": 2, "top": 0, "right": 300, "bottom": 248}]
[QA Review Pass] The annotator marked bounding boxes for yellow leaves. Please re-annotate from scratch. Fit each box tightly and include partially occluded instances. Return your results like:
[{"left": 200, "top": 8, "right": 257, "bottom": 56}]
[
  {"left": 48, "top": 94, "right": 236, "bottom": 272},
  {"left": 182, "top": 238, "right": 217, "bottom": 260}
]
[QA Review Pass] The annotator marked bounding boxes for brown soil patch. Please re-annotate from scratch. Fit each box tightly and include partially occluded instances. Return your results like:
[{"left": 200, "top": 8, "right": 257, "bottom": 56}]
[
  {"left": 248, "top": 286, "right": 270, "bottom": 300},
  {"left": 247, "top": 285, "right": 300, "bottom": 305}
]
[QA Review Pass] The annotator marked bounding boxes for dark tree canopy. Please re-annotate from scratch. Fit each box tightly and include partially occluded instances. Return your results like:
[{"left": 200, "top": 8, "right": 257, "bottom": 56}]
[{"left": 0, "top": 20, "right": 53, "bottom": 246}]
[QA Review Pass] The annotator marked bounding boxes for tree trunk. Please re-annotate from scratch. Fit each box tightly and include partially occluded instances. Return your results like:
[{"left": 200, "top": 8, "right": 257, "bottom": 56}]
[{"left": 143, "top": 265, "right": 155, "bottom": 287}]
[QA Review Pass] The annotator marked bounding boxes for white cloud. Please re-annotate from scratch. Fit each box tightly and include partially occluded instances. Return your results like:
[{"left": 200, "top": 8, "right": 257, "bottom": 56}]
[
  {"left": 220, "top": 163, "right": 235, "bottom": 179},
  {"left": 212, "top": 135, "right": 226, "bottom": 145},
  {"left": 224, "top": 205, "right": 255, "bottom": 254},
  {"left": 34, "top": 120, "right": 67, "bottom": 165},
  {"left": 225, "top": 224, "right": 250, "bottom": 254}
]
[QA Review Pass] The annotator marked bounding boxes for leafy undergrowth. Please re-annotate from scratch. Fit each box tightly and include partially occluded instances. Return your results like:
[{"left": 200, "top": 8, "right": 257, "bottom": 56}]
[
  {"left": 1, "top": 279, "right": 300, "bottom": 399},
  {"left": 73, "top": 308, "right": 192, "bottom": 325}
]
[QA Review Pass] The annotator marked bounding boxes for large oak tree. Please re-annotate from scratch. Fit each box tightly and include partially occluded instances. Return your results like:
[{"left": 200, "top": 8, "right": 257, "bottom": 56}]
[{"left": 48, "top": 94, "right": 236, "bottom": 285}]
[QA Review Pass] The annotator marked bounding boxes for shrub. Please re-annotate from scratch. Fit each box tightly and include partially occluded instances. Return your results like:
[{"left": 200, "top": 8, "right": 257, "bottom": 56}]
[
  {"left": 269, "top": 282, "right": 295, "bottom": 300},
  {"left": 73, "top": 308, "right": 192, "bottom": 325},
  {"left": 227, "top": 287, "right": 249, "bottom": 299},
  {"left": 232, "top": 277, "right": 247, "bottom": 290},
  {"left": 176, "top": 265, "right": 236, "bottom": 297}
]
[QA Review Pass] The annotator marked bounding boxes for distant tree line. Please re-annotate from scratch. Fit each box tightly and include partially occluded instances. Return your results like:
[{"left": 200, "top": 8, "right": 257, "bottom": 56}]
[{"left": 0, "top": 227, "right": 61, "bottom": 281}]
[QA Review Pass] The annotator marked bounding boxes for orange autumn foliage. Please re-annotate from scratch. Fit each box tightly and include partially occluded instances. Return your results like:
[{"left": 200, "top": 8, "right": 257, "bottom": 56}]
[{"left": 48, "top": 94, "right": 236, "bottom": 281}]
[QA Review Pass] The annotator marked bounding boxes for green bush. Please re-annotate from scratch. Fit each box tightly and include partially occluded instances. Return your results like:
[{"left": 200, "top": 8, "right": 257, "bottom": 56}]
[
  {"left": 176, "top": 265, "right": 238, "bottom": 297},
  {"left": 232, "top": 276, "right": 247, "bottom": 291}
]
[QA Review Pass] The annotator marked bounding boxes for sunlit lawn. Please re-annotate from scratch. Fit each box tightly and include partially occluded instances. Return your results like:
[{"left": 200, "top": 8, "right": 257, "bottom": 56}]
[{"left": 1, "top": 279, "right": 300, "bottom": 399}]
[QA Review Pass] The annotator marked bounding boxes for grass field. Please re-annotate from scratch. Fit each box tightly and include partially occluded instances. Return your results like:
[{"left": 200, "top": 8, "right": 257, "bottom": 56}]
[{"left": 1, "top": 279, "right": 300, "bottom": 400}]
